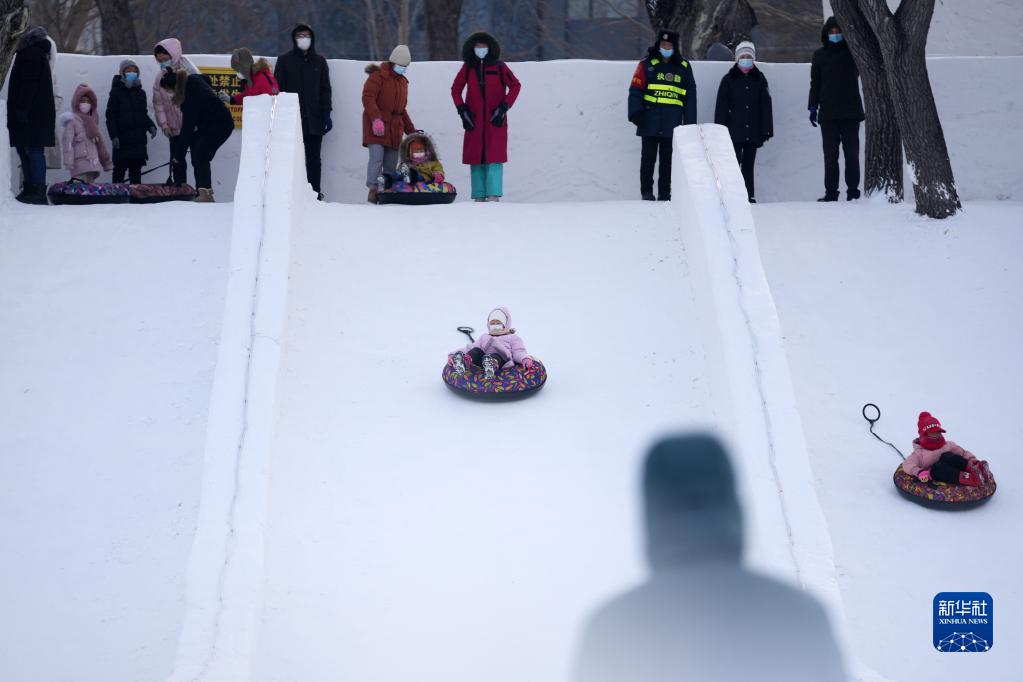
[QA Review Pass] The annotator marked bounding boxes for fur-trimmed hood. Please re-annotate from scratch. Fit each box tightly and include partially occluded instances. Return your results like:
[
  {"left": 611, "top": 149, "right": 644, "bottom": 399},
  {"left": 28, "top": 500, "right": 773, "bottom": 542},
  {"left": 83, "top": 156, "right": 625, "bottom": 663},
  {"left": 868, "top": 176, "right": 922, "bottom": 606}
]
[
  {"left": 461, "top": 31, "right": 501, "bottom": 65},
  {"left": 398, "top": 131, "right": 440, "bottom": 164}
]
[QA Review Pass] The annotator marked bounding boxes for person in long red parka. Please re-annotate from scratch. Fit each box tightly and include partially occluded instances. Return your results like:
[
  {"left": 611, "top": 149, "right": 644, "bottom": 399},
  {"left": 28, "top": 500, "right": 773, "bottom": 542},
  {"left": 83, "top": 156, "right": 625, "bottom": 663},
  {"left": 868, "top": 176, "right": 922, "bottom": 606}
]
[{"left": 450, "top": 32, "right": 521, "bottom": 202}]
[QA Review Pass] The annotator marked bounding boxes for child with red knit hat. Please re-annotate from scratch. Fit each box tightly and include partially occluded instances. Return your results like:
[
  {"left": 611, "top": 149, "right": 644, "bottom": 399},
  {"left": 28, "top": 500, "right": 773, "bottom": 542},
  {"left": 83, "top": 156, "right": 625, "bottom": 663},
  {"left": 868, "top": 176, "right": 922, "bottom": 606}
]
[{"left": 901, "top": 411, "right": 988, "bottom": 486}]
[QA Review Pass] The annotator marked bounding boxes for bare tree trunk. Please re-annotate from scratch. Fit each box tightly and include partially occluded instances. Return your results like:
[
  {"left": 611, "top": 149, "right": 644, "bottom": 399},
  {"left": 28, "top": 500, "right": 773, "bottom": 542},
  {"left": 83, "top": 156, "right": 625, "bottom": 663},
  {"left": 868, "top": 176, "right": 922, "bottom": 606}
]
[
  {"left": 830, "top": 0, "right": 902, "bottom": 201},
  {"left": 94, "top": 0, "right": 137, "bottom": 54},
  {"left": 397, "top": 0, "right": 410, "bottom": 45},
  {"left": 0, "top": 0, "right": 29, "bottom": 85},
  {"left": 424, "top": 0, "right": 462, "bottom": 60},
  {"left": 859, "top": 0, "right": 960, "bottom": 218},
  {"left": 364, "top": 0, "right": 381, "bottom": 59},
  {"left": 644, "top": 0, "right": 756, "bottom": 58}
]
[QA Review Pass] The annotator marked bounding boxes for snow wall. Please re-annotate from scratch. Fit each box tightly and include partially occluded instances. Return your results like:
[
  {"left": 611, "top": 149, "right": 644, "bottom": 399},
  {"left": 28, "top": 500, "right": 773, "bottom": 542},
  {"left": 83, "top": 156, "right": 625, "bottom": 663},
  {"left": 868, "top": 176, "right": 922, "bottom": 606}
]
[
  {"left": 166, "top": 92, "right": 313, "bottom": 682},
  {"left": 3, "top": 54, "right": 1021, "bottom": 204},
  {"left": 0, "top": 100, "right": 10, "bottom": 203}
]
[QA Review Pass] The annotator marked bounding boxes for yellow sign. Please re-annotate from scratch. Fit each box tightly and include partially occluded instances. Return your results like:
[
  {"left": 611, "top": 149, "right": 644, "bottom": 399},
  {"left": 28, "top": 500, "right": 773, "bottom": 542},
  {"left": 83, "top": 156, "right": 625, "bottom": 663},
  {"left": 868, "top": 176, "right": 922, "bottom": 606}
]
[{"left": 199, "top": 66, "right": 244, "bottom": 129}]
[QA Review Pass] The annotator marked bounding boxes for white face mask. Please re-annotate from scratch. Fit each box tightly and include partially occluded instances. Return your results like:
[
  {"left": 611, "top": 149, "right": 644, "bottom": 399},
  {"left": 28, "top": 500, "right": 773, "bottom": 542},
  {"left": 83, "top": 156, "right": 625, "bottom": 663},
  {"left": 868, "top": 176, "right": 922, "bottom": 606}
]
[
  {"left": 489, "top": 322, "right": 504, "bottom": 334},
  {"left": 411, "top": 151, "right": 427, "bottom": 162},
  {"left": 78, "top": 102, "right": 92, "bottom": 114},
  {"left": 296, "top": 36, "right": 312, "bottom": 51}
]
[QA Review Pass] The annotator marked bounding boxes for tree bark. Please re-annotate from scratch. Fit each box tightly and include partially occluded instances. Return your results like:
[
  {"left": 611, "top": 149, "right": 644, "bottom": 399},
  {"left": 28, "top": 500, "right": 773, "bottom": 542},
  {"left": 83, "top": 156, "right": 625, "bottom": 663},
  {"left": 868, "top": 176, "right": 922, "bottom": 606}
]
[
  {"left": 0, "top": 0, "right": 29, "bottom": 85},
  {"left": 425, "top": 0, "right": 462, "bottom": 60},
  {"left": 859, "top": 0, "right": 960, "bottom": 218},
  {"left": 644, "top": 0, "right": 756, "bottom": 58},
  {"left": 830, "top": 0, "right": 903, "bottom": 201},
  {"left": 94, "top": 0, "right": 138, "bottom": 54}
]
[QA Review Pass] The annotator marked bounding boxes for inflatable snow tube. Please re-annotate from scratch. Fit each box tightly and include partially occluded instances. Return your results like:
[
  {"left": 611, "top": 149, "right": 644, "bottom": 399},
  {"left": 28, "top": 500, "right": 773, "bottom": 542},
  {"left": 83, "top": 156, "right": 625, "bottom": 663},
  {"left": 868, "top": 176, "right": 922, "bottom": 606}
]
[
  {"left": 378, "top": 180, "right": 457, "bottom": 205},
  {"left": 893, "top": 466, "right": 996, "bottom": 510},
  {"left": 128, "top": 183, "right": 197, "bottom": 203},
  {"left": 442, "top": 359, "right": 547, "bottom": 401},
  {"left": 47, "top": 181, "right": 130, "bottom": 205}
]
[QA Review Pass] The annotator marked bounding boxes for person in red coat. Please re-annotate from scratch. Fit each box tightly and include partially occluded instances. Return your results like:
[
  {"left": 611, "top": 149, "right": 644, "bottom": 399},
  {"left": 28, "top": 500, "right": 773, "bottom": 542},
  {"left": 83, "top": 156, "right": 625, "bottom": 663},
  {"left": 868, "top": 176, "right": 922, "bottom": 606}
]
[
  {"left": 227, "top": 48, "right": 280, "bottom": 105},
  {"left": 450, "top": 32, "right": 520, "bottom": 202},
  {"left": 363, "top": 44, "right": 416, "bottom": 203}
]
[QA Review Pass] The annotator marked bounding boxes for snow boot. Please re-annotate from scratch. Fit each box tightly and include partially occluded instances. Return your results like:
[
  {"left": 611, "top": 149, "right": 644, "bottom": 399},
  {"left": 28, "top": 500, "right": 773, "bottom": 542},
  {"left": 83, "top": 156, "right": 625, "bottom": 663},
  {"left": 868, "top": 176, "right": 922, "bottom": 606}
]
[
  {"left": 748, "top": 197, "right": 757, "bottom": 204},
  {"left": 368, "top": 188, "right": 379, "bottom": 204},
  {"left": 194, "top": 188, "right": 215, "bottom": 203},
  {"left": 451, "top": 351, "right": 467, "bottom": 376},
  {"left": 957, "top": 470, "right": 981, "bottom": 487},
  {"left": 657, "top": 194, "right": 671, "bottom": 201},
  {"left": 847, "top": 189, "right": 861, "bottom": 201},
  {"left": 641, "top": 192, "right": 655, "bottom": 201},
  {"left": 24, "top": 185, "right": 48, "bottom": 205},
  {"left": 817, "top": 193, "right": 839, "bottom": 202},
  {"left": 967, "top": 460, "right": 987, "bottom": 485},
  {"left": 482, "top": 354, "right": 499, "bottom": 380},
  {"left": 487, "top": 196, "right": 501, "bottom": 202}
]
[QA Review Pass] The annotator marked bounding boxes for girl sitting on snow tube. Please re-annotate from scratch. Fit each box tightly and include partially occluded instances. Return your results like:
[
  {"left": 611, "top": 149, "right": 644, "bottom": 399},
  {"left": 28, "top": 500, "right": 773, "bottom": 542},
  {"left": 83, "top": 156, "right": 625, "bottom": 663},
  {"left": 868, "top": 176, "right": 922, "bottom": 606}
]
[
  {"left": 448, "top": 307, "right": 534, "bottom": 379},
  {"left": 381, "top": 131, "right": 445, "bottom": 188},
  {"left": 901, "top": 412, "right": 990, "bottom": 487}
]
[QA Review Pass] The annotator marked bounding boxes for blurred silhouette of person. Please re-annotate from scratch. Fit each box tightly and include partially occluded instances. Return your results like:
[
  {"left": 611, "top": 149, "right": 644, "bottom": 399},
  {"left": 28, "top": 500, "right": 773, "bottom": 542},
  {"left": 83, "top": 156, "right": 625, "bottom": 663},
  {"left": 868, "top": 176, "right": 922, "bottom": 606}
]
[{"left": 573, "top": 434, "right": 846, "bottom": 682}]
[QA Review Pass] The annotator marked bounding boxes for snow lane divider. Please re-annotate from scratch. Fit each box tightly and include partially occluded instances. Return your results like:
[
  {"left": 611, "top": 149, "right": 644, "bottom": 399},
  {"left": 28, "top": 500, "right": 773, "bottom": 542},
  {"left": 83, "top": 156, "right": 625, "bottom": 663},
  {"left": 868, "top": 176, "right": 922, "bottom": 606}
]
[{"left": 167, "top": 93, "right": 310, "bottom": 682}]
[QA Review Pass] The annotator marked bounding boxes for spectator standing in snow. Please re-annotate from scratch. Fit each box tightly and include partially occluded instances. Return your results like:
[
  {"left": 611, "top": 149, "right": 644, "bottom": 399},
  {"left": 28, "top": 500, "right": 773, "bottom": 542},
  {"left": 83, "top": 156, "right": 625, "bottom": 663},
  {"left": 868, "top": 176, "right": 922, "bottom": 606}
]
[
  {"left": 153, "top": 38, "right": 199, "bottom": 186},
  {"left": 275, "top": 23, "right": 332, "bottom": 200},
  {"left": 362, "top": 44, "right": 415, "bottom": 204},
  {"left": 159, "top": 68, "right": 234, "bottom": 202},
  {"left": 106, "top": 60, "right": 158, "bottom": 184},
  {"left": 60, "top": 83, "right": 112, "bottom": 183},
  {"left": 808, "top": 17, "right": 864, "bottom": 202},
  {"left": 573, "top": 434, "right": 846, "bottom": 682},
  {"left": 222, "top": 48, "right": 279, "bottom": 105},
  {"left": 450, "top": 32, "right": 521, "bottom": 202},
  {"left": 7, "top": 26, "right": 56, "bottom": 204},
  {"left": 628, "top": 29, "right": 697, "bottom": 202},
  {"left": 714, "top": 41, "right": 773, "bottom": 203}
]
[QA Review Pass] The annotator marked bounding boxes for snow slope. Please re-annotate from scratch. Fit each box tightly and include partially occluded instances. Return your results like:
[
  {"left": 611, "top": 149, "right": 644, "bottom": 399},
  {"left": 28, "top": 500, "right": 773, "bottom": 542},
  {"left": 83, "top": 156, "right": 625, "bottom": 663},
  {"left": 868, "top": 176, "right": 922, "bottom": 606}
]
[
  {"left": 0, "top": 200, "right": 231, "bottom": 682},
  {"left": 6, "top": 54, "right": 1022, "bottom": 203},
  {"left": 757, "top": 198, "right": 1023, "bottom": 682}
]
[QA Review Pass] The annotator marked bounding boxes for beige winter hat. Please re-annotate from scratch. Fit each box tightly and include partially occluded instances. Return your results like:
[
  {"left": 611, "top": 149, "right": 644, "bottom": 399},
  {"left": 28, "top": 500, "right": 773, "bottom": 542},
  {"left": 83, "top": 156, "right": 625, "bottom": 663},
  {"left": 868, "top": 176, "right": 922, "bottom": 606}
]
[{"left": 389, "top": 44, "right": 412, "bottom": 67}]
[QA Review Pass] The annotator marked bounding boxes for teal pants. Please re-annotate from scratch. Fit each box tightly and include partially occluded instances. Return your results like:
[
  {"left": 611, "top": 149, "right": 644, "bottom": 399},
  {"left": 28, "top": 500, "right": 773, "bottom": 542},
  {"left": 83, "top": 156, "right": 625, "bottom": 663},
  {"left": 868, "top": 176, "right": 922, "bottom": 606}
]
[{"left": 470, "top": 163, "right": 504, "bottom": 199}]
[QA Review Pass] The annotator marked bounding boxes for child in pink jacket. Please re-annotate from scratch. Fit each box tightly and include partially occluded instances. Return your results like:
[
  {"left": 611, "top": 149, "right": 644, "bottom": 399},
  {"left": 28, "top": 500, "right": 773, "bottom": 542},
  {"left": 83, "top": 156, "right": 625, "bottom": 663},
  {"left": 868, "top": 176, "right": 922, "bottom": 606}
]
[
  {"left": 153, "top": 38, "right": 198, "bottom": 185},
  {"left": 901, "top": 411, "right": 988, "bottom": 486},
  {"left": 448, "top": 307, "right": 534, "bottom": 379},
  {"left": 60, "top": 83, "right": 112, "bottom": 182}
]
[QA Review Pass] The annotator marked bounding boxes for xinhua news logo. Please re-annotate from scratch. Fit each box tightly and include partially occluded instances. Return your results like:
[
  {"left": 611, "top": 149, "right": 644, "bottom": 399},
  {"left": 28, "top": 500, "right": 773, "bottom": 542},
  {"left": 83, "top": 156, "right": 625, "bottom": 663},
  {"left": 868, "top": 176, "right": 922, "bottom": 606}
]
[{"left": 933, "top": 592, "right": 993, "bottom": 652}]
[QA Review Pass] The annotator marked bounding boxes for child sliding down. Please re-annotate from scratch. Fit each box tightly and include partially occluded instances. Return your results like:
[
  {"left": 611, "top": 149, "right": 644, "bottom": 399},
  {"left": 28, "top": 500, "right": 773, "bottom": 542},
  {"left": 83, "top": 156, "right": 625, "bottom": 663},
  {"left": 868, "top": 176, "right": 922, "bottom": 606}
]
[
  {"left": 380, "top": 131, "right": 445, "bottom": 189},
  {"left": 448, "top": 307, "right": 533, "bottom": 380},
  {"left": 901, "top": 412, "right": 990, "bottom": 486}
]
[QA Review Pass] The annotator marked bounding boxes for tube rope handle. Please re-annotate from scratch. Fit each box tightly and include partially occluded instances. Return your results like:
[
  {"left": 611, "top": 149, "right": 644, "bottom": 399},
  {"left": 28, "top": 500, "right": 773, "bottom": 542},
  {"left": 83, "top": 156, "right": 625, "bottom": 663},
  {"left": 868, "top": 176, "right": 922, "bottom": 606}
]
[{"left": 862, "top": 403, "right": 905, "bottom": 460}]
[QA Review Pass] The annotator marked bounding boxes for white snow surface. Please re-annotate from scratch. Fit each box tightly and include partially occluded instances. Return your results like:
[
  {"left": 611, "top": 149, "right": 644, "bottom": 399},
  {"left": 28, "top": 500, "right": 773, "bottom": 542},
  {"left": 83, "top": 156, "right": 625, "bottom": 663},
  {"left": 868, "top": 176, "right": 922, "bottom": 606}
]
[
  {"left": 6, "top": 53, "right": 1022, "bottom": 203},
  {"left": 758, "top": 198, "right": 1023, "bottom": 682}
]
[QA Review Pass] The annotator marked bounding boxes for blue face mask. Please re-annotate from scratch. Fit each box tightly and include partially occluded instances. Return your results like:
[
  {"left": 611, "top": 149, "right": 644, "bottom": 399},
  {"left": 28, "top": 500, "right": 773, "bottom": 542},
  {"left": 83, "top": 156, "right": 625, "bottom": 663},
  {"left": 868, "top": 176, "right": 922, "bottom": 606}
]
[
  {"left": 474, "top": 47, "right": 488, "bottom": 60},
  {"left": 738, "top": 58, "right": 753, "bottom": 69},
  {"left": 829, "top": 33, "right": 843, "bottom": 43},
  {"left": 124, "top": 71, "right": 139, "bottom": 84},
  {"left": 659, "top": 47, "right": 674, "bottom": 59},
  {"left": 394, "top": 64, "right": 407, "bottom": 75}
]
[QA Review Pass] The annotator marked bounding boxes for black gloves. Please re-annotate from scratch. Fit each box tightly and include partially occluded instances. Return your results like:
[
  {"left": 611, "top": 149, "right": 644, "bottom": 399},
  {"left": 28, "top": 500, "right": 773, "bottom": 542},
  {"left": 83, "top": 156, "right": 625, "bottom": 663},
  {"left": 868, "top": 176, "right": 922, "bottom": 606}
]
[
  {"left": 457, "top": 104, "right": 475, "bottom": 131},
  {"left": 809, "top": 107, "right": 818, "bottom": 127},
  {"left": 490, "top": 102, "right": 509, "bottom": 127}
]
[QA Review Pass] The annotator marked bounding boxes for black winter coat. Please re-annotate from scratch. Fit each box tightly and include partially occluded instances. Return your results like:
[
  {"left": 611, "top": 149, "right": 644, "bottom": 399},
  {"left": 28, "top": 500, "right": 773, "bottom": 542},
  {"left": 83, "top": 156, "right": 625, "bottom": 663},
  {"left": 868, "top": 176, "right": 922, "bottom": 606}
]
[
  {"left": 714, "top": 66, "right": 773, "bottom": 147},
  {"left": 274, "top": 24, "right": 333, "bottom": 137},
  {"left": 6, "top": 31, "right": 56, "bottom": 148},
  {"left": 177, "top": 74, "right": 234, "bottom": 149},
  {"left": 628, "top": 49, "right": 697, "bottom": 138},
  {"left": 808, "top": 18, "right": 864, "bottom": 122},
  {"left": 106, "top": 77, "right": 156, "bottom": 163}
]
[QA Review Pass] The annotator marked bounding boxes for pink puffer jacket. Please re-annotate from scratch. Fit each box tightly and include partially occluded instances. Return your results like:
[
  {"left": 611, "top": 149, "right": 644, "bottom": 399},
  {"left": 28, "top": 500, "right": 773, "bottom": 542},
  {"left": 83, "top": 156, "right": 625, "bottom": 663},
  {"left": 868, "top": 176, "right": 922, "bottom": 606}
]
[
  {"left": 459, "top": 306, "right": 531, "bottom": 369},
  {"left": 901, "top": 439, "right": 975, "bottom": 478},
  {"left": 60, "top": 84, "right": 112, "bottom": 178},
  {"left": 152, "top": 38, "right": 197, "bottom": 136}
]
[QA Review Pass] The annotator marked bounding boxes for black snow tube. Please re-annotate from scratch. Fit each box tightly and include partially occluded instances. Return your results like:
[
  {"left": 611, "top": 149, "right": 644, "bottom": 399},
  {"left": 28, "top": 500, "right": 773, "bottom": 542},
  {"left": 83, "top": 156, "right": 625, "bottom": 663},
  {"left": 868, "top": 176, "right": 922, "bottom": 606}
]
[{"left": 377, "top": 180, "right": 457, "bottom": 205}]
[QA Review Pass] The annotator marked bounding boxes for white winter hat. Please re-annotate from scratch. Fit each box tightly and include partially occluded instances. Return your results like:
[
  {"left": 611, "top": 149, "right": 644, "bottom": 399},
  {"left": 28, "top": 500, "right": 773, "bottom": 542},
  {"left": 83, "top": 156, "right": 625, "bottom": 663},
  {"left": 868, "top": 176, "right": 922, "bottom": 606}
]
[
  {"left": 734, "top": 41, "right": 756, "bottom": 61},
  {"left": 389, "top": 44, "right": 412, "bottom": 67}
]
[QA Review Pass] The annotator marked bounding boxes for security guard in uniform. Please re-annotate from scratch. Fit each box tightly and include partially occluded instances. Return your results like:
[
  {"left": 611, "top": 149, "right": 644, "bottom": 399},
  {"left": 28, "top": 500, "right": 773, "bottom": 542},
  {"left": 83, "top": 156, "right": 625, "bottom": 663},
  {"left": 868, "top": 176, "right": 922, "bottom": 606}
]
[{"left": 628, "top": 30, "right": 697, "bottom": 201}]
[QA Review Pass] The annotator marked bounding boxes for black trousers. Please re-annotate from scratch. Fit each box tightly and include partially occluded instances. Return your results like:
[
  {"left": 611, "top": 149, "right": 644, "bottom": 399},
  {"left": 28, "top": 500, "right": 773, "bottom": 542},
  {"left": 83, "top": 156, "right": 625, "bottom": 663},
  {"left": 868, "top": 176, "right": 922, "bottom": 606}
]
[
  {"left": 820, "top": 119, "right": 860, "bottom": 197},
  {"left": 467, "top": 347, "right": 508, "bottom": 368},
  {"left": 640, "top": 136, "right": 672, "bottom": 198},
  {"left": 113, "top": 161, "right": 144, "bottom": 184},
  {"left": 190, "top": 128, "right": 232, "bottom": 190},
  {"left": 303, "top": 132, "right": 323, "bottom": 193},
  {"left": 930, "top": 453, "right": 970, "bottom": 485},
  {"left": 169, "top": 136, "right": 188, "bottom": 185},
  {"left": 733, "top": 142, "right": 758, "bottom": 199}
]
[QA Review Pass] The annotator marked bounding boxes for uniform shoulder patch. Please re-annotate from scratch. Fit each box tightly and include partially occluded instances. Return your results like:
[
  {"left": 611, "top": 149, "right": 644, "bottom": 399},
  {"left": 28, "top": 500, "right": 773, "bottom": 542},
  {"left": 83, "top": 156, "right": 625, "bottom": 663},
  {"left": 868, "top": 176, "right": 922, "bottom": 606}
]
[{"left": 682, "top": 60, "right": 689, "bottom": 68}]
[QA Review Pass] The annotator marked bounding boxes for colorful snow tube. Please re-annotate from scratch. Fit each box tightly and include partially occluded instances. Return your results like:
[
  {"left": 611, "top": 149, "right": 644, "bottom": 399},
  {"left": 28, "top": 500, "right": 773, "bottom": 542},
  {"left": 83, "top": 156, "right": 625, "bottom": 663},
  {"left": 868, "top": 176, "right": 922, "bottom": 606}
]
[
  {"left": 47, "top": 181, "right": 130, "bottom": 205},
  {"left": 442, "top": 359, "right": 547, "bottom": 401},
  {"left": 893, "top": 465, "right": 996, "bottom": 510},
  {"left": 377, "top": 180, "right": 457, "bottom": 205}
]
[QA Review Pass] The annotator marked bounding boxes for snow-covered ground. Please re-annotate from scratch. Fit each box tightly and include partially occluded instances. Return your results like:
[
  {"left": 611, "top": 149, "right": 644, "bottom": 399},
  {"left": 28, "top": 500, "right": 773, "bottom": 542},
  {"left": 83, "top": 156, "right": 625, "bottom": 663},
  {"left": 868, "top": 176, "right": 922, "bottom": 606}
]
[
  {"left": 757, "top": 198, "right": 1023, "bottom": 682},
  {"left": 0, "top": 201, "right": 231, "bottom": 682}
]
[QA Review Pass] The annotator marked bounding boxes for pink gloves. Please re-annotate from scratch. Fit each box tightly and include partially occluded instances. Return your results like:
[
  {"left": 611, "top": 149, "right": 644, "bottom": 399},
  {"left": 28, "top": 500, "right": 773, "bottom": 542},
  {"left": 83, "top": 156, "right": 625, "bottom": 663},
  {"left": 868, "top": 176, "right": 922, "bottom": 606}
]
[
  {"left": 372, "top": 118, "right": 385, "bottom": 136},
  {"left": 918, "top": 469, "right": 931, "bottom": 483},
  {"left": 522, "top": 357, "right": 534, "bottom": 369},
  {"left": 433, "top": 173, "right": 444, "bottom": 184}
]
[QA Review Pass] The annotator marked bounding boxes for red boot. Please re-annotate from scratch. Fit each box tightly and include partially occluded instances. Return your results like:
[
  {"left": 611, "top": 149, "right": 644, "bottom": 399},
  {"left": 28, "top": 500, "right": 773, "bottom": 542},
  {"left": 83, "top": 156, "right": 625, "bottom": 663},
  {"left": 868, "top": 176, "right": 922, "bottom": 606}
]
[
  {"left": 967, "top": 460, "right": 987, "bottom": 485},
  {"left": 958, "top": 470, "right": 981, "bottom": 487}
]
